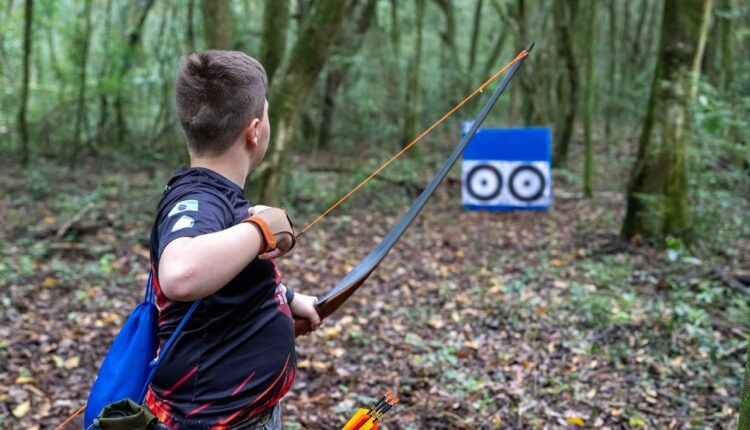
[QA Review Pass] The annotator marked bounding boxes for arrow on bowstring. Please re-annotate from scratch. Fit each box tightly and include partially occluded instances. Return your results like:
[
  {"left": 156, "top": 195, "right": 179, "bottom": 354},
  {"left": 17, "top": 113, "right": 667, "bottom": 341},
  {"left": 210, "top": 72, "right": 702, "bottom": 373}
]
[{"left": 294, "top": 42, "right": 534, "bottom": 336}]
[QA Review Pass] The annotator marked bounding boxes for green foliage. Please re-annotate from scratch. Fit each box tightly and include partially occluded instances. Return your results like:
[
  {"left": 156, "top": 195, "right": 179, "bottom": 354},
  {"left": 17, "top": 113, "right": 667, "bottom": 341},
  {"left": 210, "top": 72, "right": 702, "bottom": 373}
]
[{"left": 690, "top": 81, "right": 750, "bottom": 262}]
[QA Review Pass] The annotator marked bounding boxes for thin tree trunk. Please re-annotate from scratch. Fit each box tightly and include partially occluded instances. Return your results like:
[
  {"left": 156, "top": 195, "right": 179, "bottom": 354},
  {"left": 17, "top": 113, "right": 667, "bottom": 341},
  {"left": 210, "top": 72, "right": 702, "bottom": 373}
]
[
  {"left": 604, "top": 0, "right": 618, "bottom": 150},
  {"left": 114, "top": 0, "right": 155, "bottom": 148},
  {"left": 718, "top": 0, "right": 735, "bottom": 91},
  {"left": 74, "top": 0, "right": 93, "bottom": 154},
  {"left": 622, "top": 0, "right": 712, "bottom": 239},
  {"left": 316, "top": 0, "right": 377, "bottom": 151},
  {"left": 202, "top": 0, "right": 233, "bottom": 49},
  {"left": 186, "top": 0, "right": 196, "bottom": 52},
  {"left": 18, "top": 0, "right": 33, "bottom": 167},
  {"left": 467, "top": 0, "right": 484, "bottom": 75},
  {"left": 97, "top": 0, "right": 114, "bottom": 141},
  {"left": 389, "top": 0, "right": 400, "bottom": 58},
  {"left": 552, "top": 0, "right": 578, "bottom": 166},
  {"left": 401, "top": 0, "right": 426, "bottom": 152},
  {"left": 514, "top": 0, "right": 534, "bottom": 124},
  {"left": 583, "top": 0, "right": 596, "bottom": 197},
  {"left": 261, "top": 0, "right": 290, "bottom": 82},
  {"left": 630, "top": 0, "right": 649, "bottom": 65},
  {"left": 259, "top": 0, "right": 354, "bottom": 205}
]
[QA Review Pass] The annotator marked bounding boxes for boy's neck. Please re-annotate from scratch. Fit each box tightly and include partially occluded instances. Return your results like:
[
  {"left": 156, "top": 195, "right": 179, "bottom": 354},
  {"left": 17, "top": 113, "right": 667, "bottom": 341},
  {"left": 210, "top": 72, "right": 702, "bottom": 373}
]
[{"left": 190, "top": 148, "right": 250, "bottom": 189}]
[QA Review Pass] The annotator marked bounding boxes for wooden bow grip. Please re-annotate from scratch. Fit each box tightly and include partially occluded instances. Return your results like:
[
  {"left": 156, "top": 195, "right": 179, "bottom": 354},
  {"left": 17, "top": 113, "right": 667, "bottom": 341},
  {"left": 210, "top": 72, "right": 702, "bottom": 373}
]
[
  {"left": 294, "top": 303, "right": 323, "bottom": 337},
  {"left": 293, "top": 278, "right": 366, "bottom": 336}
]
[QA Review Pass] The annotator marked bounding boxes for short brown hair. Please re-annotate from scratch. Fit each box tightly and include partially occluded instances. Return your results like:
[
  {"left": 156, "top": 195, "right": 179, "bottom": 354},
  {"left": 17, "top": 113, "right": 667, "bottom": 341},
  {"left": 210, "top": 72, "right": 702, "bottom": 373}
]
[{"left": 175, "top": 50, "right": 268, "bottom": 155}]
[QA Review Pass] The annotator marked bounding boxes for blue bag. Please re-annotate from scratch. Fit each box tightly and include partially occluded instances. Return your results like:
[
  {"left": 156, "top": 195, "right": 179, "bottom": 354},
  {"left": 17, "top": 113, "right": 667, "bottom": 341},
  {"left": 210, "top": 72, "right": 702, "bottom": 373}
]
[{"left": 83, "top": 269, "right": 200, "bottom": 429}]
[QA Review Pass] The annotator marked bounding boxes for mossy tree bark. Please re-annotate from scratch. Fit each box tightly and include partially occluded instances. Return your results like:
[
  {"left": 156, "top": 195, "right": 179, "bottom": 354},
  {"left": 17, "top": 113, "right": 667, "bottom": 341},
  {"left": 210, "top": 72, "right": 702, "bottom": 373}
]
[
  {"left": 317, "top": 0, "right": 377, "bottom": 151},
  {"left": 401, "top": 0, "right": 426, "bottom": 154},
  {"left": 202, "top": 0, "right": 232, "bottom": 50},
  {"left": 552, "top": 0, "right": 578, "bottom": 166},
  {"left": 258, "top": 0, "right": 354, "bottom": 206},
  {"left": 260, "top": 0, "right": 290, "bottom": 82},
  {"left": 621, "top": 0, "right": 712, "bottom": 240}
]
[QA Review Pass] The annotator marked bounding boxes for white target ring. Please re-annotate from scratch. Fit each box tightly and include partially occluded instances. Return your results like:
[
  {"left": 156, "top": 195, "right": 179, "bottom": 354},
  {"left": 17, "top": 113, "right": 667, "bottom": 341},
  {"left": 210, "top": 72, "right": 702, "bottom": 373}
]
[
  {"left": 466, "top": 164, "right": 503, "bottom": 201},
  {"left": 509, "top": 165, "right": 545, "bottom": 202}
]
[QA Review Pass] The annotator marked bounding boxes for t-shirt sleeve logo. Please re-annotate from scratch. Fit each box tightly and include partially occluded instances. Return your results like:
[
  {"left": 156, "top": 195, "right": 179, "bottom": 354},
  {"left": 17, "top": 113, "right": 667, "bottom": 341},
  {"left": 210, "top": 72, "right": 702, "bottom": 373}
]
[
  {"left": 168, "top": 199, "right": 199, "bottom": 217},
  {"left": 171, "top": 215, "right": 195, "bottom": 232}
]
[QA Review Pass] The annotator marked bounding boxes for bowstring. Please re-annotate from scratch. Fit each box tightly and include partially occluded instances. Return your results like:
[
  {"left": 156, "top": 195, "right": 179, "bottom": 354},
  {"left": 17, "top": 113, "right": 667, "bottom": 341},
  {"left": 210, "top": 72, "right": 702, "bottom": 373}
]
[{"left": 298, "top": 48, "right": 529, "bottom": 237}]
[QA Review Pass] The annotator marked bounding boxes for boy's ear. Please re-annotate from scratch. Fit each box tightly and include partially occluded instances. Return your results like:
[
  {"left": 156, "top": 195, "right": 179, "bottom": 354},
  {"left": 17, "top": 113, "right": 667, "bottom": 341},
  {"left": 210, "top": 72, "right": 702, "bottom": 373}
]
[{"left": 245, "top": 118, "right": 261, "bottom": 148}]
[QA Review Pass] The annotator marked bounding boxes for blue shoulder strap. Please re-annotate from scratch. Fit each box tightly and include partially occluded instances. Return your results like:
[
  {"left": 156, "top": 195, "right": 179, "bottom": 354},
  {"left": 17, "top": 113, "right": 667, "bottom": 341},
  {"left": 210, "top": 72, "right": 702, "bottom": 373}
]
[{"left": 137, "top": 268, "right": 201, "bottom": 403}]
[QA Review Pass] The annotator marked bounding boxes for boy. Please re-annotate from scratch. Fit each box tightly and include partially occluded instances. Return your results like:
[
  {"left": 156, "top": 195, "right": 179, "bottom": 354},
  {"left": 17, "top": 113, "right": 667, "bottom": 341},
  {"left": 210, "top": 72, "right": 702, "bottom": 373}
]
[{"left": 144, "top": 50, "right": 321, "bottom": 429}]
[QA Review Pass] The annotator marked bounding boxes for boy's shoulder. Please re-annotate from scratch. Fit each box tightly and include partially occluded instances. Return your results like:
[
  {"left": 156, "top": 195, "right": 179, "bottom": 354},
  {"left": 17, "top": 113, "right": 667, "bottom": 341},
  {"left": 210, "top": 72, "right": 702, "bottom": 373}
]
[{"left": 154, "top": 168, "right": 239, "bottom": 223}]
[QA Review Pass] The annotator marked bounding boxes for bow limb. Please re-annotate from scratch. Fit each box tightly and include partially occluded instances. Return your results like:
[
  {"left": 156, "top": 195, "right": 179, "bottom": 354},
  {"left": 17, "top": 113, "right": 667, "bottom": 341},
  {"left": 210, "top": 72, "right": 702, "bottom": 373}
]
[{"left": 294, "top": 43, "right": 534, "bottom": 337}]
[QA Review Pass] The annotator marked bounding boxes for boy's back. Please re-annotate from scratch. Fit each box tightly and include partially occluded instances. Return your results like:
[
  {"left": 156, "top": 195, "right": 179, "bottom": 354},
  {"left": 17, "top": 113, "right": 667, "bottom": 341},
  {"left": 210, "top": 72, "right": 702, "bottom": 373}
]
[
  {"left": 145, "top": 167, "right": 295, "bottom": 428},
  {"left": 141, "top": 50, "right": 320, "bottom": 429}
]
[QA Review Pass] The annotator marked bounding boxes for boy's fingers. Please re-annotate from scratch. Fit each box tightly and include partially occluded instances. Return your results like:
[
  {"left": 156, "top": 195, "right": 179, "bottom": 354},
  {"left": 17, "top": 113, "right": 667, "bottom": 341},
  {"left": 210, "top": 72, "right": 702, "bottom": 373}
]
[
  {"left": 258, "top": 249, "right": 282, "bottom": 260},
  {"left": 249, "top": 205, "right": 271, "bottom": 216}
]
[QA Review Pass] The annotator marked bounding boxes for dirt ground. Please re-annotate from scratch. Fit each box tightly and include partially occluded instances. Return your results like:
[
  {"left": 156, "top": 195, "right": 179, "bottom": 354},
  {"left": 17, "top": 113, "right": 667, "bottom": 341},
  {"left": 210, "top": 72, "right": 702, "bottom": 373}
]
[{"left": 0, "top": 159, "right": 748, "bottom": 429}]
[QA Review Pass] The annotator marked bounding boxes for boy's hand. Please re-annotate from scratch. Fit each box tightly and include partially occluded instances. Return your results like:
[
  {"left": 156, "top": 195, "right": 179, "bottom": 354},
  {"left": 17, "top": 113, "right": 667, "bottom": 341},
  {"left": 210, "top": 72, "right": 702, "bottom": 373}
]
[
  {"left": 289, "top": 292, "right": 321, "bottom": 332},
  {"left": 244, "top": 205, "right": 296, "bottom": 258}
]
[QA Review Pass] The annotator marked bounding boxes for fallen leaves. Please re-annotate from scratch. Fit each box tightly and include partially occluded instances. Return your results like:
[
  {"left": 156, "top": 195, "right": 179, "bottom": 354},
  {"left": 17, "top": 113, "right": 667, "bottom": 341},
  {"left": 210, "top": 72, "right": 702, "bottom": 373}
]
[
  {"left": 1, "top": 163, "right": 748, "bottom": 429},
  {"left": 12, "top": 400, "right": 31, "bottom": 418}
]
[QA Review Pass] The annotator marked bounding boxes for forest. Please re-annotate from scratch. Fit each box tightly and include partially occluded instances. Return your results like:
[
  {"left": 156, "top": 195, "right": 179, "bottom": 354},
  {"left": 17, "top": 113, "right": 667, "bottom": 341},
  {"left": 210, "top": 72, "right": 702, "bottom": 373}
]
[{"left": 0, "top": 0, "right": 749, "bottom": 428}]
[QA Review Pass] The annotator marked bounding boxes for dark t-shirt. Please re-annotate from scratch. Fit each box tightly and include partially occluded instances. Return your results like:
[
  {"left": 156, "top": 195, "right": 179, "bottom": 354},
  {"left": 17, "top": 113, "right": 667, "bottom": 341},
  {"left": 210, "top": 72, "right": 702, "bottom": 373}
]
[{"left": 144, "top": 167, "right": 295, "bottom": 430}]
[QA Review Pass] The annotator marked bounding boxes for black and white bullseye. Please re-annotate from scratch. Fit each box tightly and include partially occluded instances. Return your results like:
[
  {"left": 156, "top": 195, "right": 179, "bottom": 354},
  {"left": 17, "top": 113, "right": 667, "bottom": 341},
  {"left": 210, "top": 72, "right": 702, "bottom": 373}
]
[
  {"left": 509, "top": 165, "right": 545, "bottom": 202},
  {"left": 465, "top": 164, "right": 503, "bottom": 201}
]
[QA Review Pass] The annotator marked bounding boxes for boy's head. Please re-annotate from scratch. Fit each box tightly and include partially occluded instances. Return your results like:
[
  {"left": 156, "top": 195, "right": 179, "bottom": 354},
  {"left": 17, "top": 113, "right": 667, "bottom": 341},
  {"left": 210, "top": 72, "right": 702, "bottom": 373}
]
[{"left": 175, "top": 50, "right": 269, "bottom": 158}]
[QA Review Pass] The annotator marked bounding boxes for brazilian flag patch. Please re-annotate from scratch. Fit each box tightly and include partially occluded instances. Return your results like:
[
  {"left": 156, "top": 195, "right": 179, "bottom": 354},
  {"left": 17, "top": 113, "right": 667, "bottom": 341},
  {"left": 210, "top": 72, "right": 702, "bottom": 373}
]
[{"left": 168, "top": 199, "right": 199, "bottom": 217}]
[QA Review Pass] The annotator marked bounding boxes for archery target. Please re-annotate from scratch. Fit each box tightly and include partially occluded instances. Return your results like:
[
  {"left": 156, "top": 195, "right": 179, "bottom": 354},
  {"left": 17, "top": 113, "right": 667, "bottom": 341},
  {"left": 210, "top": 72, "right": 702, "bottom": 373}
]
[
  {"left": 466, "top": 164, "right": 502, "bottom": 201},
  {"left": 461, "top": 127, "right": 552, "bottom": 211},
  {"left": 509, "top": 165, "right": 545, "bottom": 202},
  {"left": 461, "top": 160, "right": 551, "bottom": 208}
]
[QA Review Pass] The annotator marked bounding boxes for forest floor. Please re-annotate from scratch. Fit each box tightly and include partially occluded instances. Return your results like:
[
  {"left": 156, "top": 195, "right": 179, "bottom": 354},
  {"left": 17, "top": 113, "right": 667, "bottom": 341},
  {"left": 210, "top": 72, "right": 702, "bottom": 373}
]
[{"left": 0, "top": 150, "right": 748, "bottom": 429}]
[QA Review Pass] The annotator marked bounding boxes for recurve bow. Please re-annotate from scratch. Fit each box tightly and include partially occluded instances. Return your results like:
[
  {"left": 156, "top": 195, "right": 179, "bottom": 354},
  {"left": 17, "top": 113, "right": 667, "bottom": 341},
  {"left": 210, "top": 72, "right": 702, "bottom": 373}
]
[{"left": 294, "top": 42, "right": 534, "bottom": 336}]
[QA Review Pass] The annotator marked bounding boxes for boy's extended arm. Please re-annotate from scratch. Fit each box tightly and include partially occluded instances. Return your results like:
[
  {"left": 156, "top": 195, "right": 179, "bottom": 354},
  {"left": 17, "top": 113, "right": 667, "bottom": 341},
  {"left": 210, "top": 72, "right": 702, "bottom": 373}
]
[{"left": 158, "top": 222, "right": 265, "bottom": 301}]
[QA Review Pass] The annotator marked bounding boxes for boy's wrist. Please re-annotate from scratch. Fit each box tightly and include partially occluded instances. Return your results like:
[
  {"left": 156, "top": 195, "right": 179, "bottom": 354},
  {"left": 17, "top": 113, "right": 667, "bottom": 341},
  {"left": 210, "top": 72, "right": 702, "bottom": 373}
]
[
  {"left": 242, "top": 220, "right": 267, "bottom": 254},
  {"left": 285, "top": 286, "right": 295, "bottom": 305}
]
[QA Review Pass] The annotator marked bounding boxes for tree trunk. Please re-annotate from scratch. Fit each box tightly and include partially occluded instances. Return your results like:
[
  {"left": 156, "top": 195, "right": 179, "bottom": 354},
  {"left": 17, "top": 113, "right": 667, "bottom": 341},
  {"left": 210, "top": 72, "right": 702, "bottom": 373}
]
[
  {"left": 514, "top": 0, "right": 534, "bottom": 125},
  {"left": 604, "top": 0, "right": 619, "bottom": 150},
  {"left": 258, "top": 0, "right": 354, "bottom": 205},
  {"left": 202, "top": 0, "right": 232, "bottom": 49},
  {"left": 17, "top": 0, "right": 33, "bottom": 167},
  {"left": 74, "top": 0, "right": 93, "bottom": 155},
  {"left": 316, "top": 0, "right": 377, "bottom": 151},
  {"left": 389, "top": 0, "right": 400, "bottom": 58},
  {"left": 261, "top": 0, "right": 290, "bottom": 82},
  {"left": 552, "top": 0, "right": 578, "bottom": 167},
  {"left": 114, "top": 0, "right": 155, "bottom": 148},
  {"left": 622, "top": 0, "right": 712, "bottom": 240},
  {"left": 583, "top": 0, "right": 596, "bottom": 198},
  {"left": 740, "top": 337, "right": 750, "bottom": 429},
  {"left": 467, "top": 0, "right": 483, "bottom": 75},
  {"left": 186, "top": 0, "right": 196, "bottom": 52},
  {"left": 717, "top": 0, "right": 736, "bottom": 92},
  {"left": 401, "top": 0, "right": 426, "bottom": 153}
]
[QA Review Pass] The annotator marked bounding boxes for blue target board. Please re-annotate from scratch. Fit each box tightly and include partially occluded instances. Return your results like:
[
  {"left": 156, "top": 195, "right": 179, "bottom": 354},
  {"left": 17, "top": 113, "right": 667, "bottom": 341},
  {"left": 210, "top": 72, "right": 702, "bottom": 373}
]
[{"left": 461, "top": 126, "right": 552, "bottom": 211}]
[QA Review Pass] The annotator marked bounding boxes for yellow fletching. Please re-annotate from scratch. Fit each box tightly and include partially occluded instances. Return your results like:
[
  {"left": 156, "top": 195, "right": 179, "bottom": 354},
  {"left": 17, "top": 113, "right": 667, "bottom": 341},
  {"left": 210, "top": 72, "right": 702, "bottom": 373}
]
[{"left": 342, "top": 408, "right": 378, "bottom": 430}]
